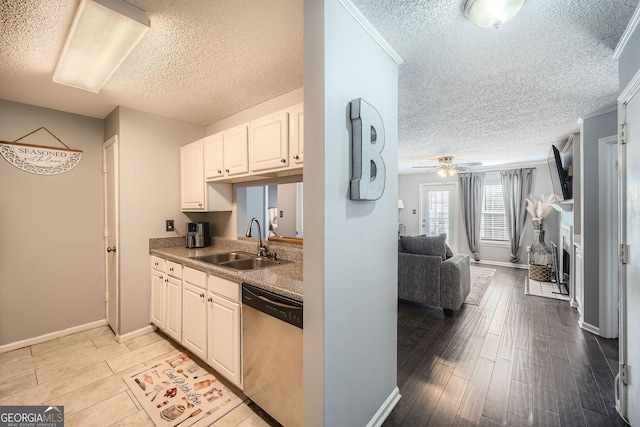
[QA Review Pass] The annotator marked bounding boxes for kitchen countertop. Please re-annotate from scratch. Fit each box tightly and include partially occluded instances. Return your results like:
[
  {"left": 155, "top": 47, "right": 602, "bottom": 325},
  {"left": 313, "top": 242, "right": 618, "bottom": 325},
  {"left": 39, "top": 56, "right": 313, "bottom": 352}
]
[{"left": 149, "top": 240, "right": 303, "bottom": 302}]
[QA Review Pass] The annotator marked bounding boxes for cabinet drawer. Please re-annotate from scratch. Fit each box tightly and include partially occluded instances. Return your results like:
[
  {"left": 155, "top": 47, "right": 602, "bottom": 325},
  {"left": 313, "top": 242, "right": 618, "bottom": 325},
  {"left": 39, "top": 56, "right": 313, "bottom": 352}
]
[
  {"left": 151, "top": 256, "right": 165, "bottom": 272},
  {"left": 184, "top": 266, "right": 207, "bottom": 289},
  {"left": 208, "top": 275, "right": 240, "bottom": 302},
  {"left": 166, "top": 260, "right": 182, "bottom": 278}
]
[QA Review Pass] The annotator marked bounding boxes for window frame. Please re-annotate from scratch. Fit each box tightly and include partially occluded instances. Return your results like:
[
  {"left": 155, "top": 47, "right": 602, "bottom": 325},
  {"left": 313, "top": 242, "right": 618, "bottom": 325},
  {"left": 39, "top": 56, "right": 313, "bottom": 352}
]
[{"left": 480, "top": 183, "right": 509, "bottom": 244}]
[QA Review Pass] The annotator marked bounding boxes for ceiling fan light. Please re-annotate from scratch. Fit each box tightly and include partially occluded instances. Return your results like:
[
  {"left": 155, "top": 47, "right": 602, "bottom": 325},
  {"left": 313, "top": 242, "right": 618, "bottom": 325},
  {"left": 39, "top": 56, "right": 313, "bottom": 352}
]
[
  {"left": 437, "top": 168, "right": 448, "bottom": 178},
  {"left": 464, "top": 0, "right": 525, "bottom": 29},
  {"left": 53, "top": 0, "right": 150, "bottom": 93},
  {"left": 448, "top": 169, "right": 457, "bottom": 176}
]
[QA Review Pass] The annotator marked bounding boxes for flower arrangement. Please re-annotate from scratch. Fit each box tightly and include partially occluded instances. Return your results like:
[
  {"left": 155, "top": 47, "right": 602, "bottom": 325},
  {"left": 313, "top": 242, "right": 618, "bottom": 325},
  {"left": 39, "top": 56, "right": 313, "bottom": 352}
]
[{"left": 526, "top": 193, "right": 560, "bottom": 221}]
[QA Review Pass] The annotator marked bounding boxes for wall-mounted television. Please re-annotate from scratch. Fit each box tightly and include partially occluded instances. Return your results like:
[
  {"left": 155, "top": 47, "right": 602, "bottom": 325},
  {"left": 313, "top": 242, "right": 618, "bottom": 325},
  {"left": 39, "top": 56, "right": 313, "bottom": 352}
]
[{"left": 548, "top": 144, "right": 571, "bottom": 201}]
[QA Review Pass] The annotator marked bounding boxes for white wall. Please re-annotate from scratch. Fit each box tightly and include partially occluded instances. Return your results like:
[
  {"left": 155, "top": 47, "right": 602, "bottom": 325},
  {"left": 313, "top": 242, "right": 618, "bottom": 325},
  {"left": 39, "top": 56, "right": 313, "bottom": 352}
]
[
  {"left": 579, "top": 109, "right": 617, "bottom": 328},
  {"left": 105, "top": 106, "right": 205, "bottom": 335},
  {"left": 304, "top": 0, "right": 400, "bottom": 425},
  {"left": 0, "top": 100, "right": 105, "bottom": 345},
  {"left": 399, "top": 162, "right": 560, "bottom": 266}
]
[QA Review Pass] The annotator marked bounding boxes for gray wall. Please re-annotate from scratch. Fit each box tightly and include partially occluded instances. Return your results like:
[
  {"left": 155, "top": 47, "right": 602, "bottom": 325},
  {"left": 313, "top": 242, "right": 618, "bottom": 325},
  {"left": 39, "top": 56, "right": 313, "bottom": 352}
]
[
  {"left": 399, "top": 162, "right": 559, "bottom": 266},
  {"left": 304, "top": 0, "right": 400, "bottom": 424},
  {"left": 580, "top": 109, "right": 618, "bottom": 328},
  {"left": 619, "top": 20, "right": 640, "bottom": 91},
  {"left": 105, "top": 107, "right": 204, "bottom": 335},
  {"left": 0, "top": 100, "right": 105, "bottom": 345}
]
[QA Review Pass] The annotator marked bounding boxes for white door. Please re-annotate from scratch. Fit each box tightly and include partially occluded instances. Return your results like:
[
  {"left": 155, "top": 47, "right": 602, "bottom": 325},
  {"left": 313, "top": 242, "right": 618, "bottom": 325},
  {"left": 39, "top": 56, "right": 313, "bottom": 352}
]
[
  {"left": 204, "top": 133, "right": 224, "bottom": 180},
  {"left": 165, "top": 276, "right": 182, "bottom": 341},
  {"left": 180, "top": 140, "right": 205, "bottom": 210},
  {"left": 621, "top": 88, "right": 640, "bottom": 424},
  {"left": 223, "top": 124, "right": 249, "bottom": 176},
  {"left": 419, "top": 183, "right": 458, "bottom": 252},
  {"left": 207, "top": 292, "right": 241, "bottom": 387},
  {"left": 250, "top": 111, "right": 289, "bottom": 172},
  {"left": 103, "top": 136, "right": 119, "bottom": 333}
]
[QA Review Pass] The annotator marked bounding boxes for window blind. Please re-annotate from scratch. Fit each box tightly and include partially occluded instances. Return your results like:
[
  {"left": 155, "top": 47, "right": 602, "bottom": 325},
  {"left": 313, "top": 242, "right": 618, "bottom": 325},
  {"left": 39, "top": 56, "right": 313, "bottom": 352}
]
[
  {"left": 428, "top": 191, "right": 449, "bottom": 238},
  {"left": 481, "top": 184, "right": 508, "bottom": 241}
]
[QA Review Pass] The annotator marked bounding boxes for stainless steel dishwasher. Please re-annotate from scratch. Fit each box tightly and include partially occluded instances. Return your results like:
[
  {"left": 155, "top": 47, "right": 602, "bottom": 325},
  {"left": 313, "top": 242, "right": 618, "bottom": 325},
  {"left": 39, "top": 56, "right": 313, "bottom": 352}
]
[{"left": 242, "top": 283, "right": 303, "bottom": 427}]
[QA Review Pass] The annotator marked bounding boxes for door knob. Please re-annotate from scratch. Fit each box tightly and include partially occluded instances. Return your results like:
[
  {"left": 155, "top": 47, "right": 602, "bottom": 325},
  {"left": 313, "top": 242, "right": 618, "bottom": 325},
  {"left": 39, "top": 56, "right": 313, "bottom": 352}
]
[
  {"left": 293, "top": 155, "right": 299, "bottom": 160},
  {"left": 107, "top": 246, "right": 117, "bottom": 253},
  {"left": 280, "top": 159, "right": 286, "bottom": 163}
]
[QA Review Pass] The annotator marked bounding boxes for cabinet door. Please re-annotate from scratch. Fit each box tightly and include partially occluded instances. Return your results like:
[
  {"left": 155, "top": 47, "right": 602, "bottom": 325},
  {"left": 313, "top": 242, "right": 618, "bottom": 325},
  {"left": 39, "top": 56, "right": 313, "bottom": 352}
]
[
  {"left": 180, "top": 140, "right": 205, "bottom": 211},
  {"left": 288, "top": 104, "right": 304, "bottom": 165},
  {"left": 164, "top": 276, "right": 182, "bottom": 341},
  {"left": 207, "top": 292, "right": 241, "bottom": 388},
  {"left": 204, "top": 133, "right": 224, "bottom": 180},
  {"left": 223, "top": 124, "right": 249, "bottom": 176},
  {"left": 150, "top": 270, "right": 164, "bottom": 328},
  {"left": 250, "top": 111, "right": 289, "bottom": 172},
  {"left": 182, "top": 282, "right": 207, "bottom": 360}
]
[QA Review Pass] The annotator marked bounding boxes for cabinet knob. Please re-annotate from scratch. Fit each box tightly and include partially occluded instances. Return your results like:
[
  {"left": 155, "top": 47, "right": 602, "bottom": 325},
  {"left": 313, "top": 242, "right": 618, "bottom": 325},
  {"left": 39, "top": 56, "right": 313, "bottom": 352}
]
[
  {"left": 218, "top": 169, "right": 222, "bottom": 174},
  {"left": 169, "top": 267, "right": 173, "bottom": 272},
  {"left": 165, "top": 279, "right": 168, "bottom": 283},
  {"left": 281, "top": 159, "right": 286, "bottom": 163},
  {"left": 198, "top": 203, "right": 202, "bottom": 207},
  {"left": 225, "top": 169, "right": 230, "bottom": 173},
  {"left": 200, "top": 293, "right": 205, "bottom": 298},
  {"left": 293, "top": 155, "right": 299, "bottom": 160},
  {"left": 207, "top": 297, "right": 213, "bottom": 302},
  {"left": 160, "top": 275, "right": 163, "bottom": 280}
]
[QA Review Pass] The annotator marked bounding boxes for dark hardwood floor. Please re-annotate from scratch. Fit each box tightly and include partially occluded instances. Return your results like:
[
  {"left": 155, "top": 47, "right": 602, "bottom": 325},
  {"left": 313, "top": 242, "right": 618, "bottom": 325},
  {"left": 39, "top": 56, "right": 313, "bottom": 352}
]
[{"left": 385, "top": 265, "right": 625, "bottom": 427}]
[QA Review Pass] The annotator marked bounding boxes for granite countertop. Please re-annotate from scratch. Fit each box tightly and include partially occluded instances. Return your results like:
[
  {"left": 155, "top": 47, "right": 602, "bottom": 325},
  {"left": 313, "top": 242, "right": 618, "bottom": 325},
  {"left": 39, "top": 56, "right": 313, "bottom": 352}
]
[{"left": 149, "top": 237, "right": 303, "bottom": 302}]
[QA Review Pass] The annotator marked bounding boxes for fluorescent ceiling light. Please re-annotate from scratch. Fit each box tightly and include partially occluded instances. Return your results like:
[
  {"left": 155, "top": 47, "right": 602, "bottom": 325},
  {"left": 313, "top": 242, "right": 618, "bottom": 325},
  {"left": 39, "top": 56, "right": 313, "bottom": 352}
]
[
  {"left": 464, "top": 0, "right": 525, "bottom": 29},
  {"left": 53, "top": 0, "right": 150, "bottom": 93}
]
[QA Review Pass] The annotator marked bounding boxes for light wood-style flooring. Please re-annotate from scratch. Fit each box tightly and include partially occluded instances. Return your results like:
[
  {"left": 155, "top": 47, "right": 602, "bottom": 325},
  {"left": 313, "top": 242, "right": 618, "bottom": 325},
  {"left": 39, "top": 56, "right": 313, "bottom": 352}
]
[
  {"left": 385, "top": 265, "right": 624, "bottom": 427},
  {"left": 0, "top": 326, "right": 275, "bottom": 426}
]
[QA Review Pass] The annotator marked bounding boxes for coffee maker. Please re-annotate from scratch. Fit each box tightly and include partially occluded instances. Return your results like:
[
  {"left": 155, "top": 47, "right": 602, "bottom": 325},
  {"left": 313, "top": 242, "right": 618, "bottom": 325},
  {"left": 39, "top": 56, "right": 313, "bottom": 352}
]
[{"left": 186, "top": 222, "right": 210, "bottom": 248}]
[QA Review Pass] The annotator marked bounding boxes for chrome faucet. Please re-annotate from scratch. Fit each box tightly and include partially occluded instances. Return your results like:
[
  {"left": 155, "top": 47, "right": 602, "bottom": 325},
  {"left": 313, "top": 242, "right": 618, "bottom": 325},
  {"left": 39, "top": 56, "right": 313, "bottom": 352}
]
[{"left": 246, "top": 218, "right": 269, "bottom": 257}]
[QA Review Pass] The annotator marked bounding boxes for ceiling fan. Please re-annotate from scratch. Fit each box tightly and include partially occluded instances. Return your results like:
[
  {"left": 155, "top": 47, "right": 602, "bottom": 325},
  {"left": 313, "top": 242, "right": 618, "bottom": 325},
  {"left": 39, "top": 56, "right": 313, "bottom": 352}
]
[{"left": 413, "top": 156, "right": 483, "bottom": 177}]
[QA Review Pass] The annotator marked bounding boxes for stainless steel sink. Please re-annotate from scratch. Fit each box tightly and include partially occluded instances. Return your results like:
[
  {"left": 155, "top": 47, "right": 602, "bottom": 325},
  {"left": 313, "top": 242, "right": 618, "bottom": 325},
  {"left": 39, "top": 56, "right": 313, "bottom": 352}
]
[
  {"left": 190, "top": 252, "right": 290, "bottom": 271},
  {"left": 190, "top": 251, "right": 254, "bottom": 265},
  {"left": 220, "top": 257, "right": 290, "bottom": 271}
]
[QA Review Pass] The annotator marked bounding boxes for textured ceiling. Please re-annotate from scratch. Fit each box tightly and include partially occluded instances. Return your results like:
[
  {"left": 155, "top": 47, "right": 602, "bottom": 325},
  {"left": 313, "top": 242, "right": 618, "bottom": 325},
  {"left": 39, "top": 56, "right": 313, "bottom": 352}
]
[
  {"left": 0, "top": 0, "right": 303, "bottom": 126},
  {"left": 0, "top": 0, "right": 637, "bottom": 173},
  {"left": 351, "top": 0, "right": 639, "bottom": 173}
]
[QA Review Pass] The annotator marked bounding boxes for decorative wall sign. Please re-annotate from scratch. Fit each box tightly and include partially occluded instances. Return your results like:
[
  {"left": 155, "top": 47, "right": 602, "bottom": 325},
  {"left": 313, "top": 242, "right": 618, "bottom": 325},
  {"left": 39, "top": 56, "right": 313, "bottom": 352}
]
[
  {"left": 0, "top": 127, "right": 82, "bottom": 175},
  {"left": 350, "top": 98, "right": 386, "bottom": 201}
]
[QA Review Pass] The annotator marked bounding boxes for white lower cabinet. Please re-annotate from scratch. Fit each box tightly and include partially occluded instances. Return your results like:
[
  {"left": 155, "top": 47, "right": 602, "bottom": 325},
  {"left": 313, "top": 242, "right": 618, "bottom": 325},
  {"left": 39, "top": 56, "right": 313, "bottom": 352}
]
[
  {"left": 164, "top": 276, "right": 182, "bottom": 341},
  {"left": 182, "top": 281, "right": 208, "bottom": 361},
  {"left": 149, "top": 257, "right": 242, "bottom": 389},
  {"left": 207, "top": 283, "right": 241, "bottom": 388},
  {"left": 150, "top": 269, "right": 165, "bottom": 328}
]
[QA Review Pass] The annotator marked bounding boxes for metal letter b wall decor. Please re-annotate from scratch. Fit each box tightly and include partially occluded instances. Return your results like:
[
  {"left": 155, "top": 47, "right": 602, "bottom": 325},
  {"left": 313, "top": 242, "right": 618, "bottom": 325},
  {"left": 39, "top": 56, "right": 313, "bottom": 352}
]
[{"left": 350, "top": 98, "right": 386, "bottom": 201}]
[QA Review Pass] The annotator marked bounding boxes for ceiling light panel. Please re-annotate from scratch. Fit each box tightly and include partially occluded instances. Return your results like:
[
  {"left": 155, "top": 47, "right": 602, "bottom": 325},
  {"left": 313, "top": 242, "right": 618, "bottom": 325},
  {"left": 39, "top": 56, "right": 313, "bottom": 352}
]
[
  {"left": 464, "top": 0, "right": 525, "bottom": 29},
  {"left": 53, "top": 0, "right": 150, "bottom": 93}
]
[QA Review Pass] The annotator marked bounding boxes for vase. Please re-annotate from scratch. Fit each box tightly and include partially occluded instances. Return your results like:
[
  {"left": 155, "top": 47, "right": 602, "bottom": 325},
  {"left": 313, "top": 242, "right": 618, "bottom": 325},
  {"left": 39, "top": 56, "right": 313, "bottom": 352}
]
[{"left": 530, "top": 219, "right": 552, "bottom": 265}]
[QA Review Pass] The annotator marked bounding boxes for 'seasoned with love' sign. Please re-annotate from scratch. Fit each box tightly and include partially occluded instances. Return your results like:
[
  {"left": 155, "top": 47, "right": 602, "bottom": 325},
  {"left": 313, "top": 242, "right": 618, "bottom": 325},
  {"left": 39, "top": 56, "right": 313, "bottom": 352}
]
[{"left": 0, "top": 141, "right": 83, "bottom": 175}]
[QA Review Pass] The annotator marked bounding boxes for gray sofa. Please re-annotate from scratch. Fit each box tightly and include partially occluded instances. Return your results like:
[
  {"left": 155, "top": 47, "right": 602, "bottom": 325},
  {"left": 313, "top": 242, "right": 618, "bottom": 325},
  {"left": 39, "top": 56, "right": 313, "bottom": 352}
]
[{"left": 398, "top": 235, "right": 471, "bottom": 316}]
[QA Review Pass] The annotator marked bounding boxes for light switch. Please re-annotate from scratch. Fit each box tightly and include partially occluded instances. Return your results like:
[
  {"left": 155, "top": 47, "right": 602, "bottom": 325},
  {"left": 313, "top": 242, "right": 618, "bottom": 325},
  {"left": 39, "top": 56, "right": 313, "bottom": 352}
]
[{"left": 280, "top": 210, "right": 284, "bottom": 218}]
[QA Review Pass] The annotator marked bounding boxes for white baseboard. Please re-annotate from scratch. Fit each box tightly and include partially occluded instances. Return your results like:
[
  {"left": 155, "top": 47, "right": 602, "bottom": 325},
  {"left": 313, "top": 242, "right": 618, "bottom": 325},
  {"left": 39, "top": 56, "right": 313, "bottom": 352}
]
[
  {"left": 367, "top": 387, "right": 401, "bottom": 427},
  {"left": 579, "top": 320, "right": 601, "bottom": 336},
  {"left": 471, "top": 259, "right": 528, "bottom": 270},
  {"left": 0, "top": 319, "right": 107, "bottom": 354},
  {"left": 117, "top": 325, "right": 157, "bottom": 343}
]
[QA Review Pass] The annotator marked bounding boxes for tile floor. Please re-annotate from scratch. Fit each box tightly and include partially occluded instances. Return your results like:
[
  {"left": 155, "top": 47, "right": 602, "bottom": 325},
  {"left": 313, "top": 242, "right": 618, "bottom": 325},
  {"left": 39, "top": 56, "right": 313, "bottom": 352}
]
[
  {"left": 524, "top": 277, "right": 570, "bottom": 301},
  {"left": 0, "top": 327, "right": 278, "bottom": 427}
]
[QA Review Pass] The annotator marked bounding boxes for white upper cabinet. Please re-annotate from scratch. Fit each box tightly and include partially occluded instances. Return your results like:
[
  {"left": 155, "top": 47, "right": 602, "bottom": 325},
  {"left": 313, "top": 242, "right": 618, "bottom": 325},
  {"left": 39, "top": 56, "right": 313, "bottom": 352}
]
[
  {"left": 288, "top": 103, "right": 304, "bottom": 166},
  {"left": 223, "top": 124, "right": 249, "bottom": 177},
  {"left": 250, "top": 110, "right": 289, "bottom": 173},
  {"left": 180, "top": 140, "right": 206, "bottom": 211},
  {"left": 181, "top": 139, "right": 233, "bottom": 212},
  {"left": 204, "top": 133, "right": 224, "bottom": 180}
]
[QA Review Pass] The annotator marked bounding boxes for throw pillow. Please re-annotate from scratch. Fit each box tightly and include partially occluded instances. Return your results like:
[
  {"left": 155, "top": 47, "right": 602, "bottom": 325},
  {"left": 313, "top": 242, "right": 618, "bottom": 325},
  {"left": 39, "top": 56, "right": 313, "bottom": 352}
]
[
  {"left": 439, "top": 233, "right": 454, "bottom": 259},
  {"left": 400, "top": 235, "right": 446, "bottom": 260}
]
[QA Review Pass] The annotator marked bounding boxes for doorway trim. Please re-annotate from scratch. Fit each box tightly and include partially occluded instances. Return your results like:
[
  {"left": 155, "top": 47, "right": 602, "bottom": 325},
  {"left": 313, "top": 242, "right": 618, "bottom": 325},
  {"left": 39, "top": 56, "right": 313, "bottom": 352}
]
[
  {"left": 598, "top": 135, "right": 619, "bottom": 338},
  {"left": 103, "top": 136, "right": 120, "bottom": 334}
]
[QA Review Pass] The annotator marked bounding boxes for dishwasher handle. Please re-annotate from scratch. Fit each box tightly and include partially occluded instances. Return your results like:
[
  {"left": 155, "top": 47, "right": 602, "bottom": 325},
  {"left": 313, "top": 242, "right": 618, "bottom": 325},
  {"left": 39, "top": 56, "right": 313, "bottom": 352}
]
[{"left": 242, "top": 283, "right": 303, "bottom": 329}]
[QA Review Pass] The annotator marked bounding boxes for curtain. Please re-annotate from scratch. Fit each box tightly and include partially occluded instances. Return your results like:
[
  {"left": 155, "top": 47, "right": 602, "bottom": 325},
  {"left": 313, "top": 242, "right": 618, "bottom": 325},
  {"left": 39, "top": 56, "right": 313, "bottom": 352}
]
[
  {"left": 500, "top": 168, "right": 534, "bottom": 263},
  {"left": 459, "top": 172, "right": 485, "bottom": 261}
]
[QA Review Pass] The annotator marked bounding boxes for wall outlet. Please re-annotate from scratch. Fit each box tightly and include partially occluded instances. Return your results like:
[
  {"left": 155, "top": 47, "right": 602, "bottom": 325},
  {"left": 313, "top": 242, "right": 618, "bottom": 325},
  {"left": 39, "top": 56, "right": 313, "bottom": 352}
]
[
  {"left": 413, "top": 209, "right": 416, "bottom": 214},
  {"left": 166, "top": 220, "right": 174, "bottom": 232}
]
